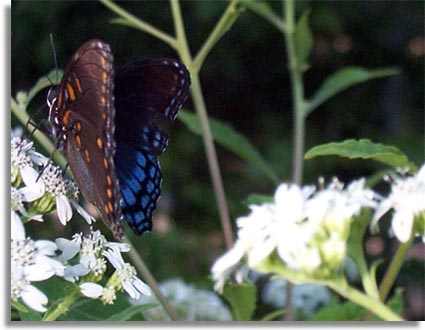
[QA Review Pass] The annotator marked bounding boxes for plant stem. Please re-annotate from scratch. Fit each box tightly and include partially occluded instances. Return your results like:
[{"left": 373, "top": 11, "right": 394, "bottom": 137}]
[
  {"left": 193, "top": 0, "right": 241, "bottom": 71},
  {"left": 379, "top": 234, "right": 414, "bottom": 301},
  {"left": 171, "top": 0, "right": 234, "bottom": 249},
  {"left": 282, "top": 0, "right": 308, "bottom": 320},
  {"left": 98, "top": 0, "right": 178, "bottom": 50},
  {"left": 123, "top": 237, "right": 180, "bottom": 321},
  {"left": 43, "top": 286, "right": 81, "bottom": 321},
  {"left": 11, "top": 98, "right": 67, "bottom": 169},
  {"left": 283, "top": 0, "right": 305, "bottom": 186},
  {"left": 327, "top": 280, "right": 404, "bottom": 321}
]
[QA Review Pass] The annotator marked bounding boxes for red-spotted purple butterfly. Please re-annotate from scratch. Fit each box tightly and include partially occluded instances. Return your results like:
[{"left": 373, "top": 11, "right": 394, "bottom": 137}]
[{"left": 47, "top": 39, "right": 190, "bottom": 239}]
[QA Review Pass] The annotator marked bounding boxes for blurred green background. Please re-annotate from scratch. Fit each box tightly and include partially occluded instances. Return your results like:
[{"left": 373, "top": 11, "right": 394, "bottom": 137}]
[{"left": 11, "top": 0, "right": 424, "bottom": 320}]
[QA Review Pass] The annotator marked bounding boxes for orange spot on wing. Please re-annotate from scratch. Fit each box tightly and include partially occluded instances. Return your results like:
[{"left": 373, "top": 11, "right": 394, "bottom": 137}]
[
  {"left": 106, "top": 175, "right": 112, "bottom": 186},
  {"left": 73, "top": 73, "right": 83, "bottom": 93},
  {"left": 75, "top": 135, "right": 82, "bottom": 148},
  {"left": 66, "top": 83, "right": 76, "bottom": 101},
  {"left": 97, "top": 137, "right": 104, "bottom": 149},
  {"left": 84, "top": 149, "right": 91, "bottom": 162},
  {"left": 106, "top": 188, "right": 113, "bottom": 198},
  {"left": 63, "top": 110, "right": 71, "bottom": 126}
]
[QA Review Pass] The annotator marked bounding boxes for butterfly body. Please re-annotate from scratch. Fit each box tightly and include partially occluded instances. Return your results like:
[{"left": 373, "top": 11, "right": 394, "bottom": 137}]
[{"left": 48, "top": 39, "right": 190, "bottom": 238}]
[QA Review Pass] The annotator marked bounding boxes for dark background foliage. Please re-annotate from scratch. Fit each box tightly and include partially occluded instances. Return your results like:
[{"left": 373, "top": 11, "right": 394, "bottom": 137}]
[{"left": 11, "top": 0, "right": 424, "bottom": 320}]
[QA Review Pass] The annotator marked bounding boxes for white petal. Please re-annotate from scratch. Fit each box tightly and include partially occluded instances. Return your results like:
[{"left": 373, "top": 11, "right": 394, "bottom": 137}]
[
  {"left": 21, "top": 285, "right": 48, "bottom": 312},
  {"left": 132, "top": 278, "right": 151, "bottom": 296},
  {"left": 122, "top": 281, "right": 139, "bottom": 300},
  {"left": 29, "top": 151, "right": 48, "bottom": 166},
  {"left": 24, "top": 263, "right": 54, "bottom": 281},
  {"left": 103, "top": 247, "right": 125, "bottom": 270},
  {"left": 80, "top": 283, "right": 103, "bottom": 298},
  {"left": 34, "top": 240, "right": 57, "bottom": 256},
  {"left": 20, "top": 166, "right": 45, "bottom": 201},
  {"left": 56, "top": 195, "right": 72, "bottom": 225},
  {"left": 211, "top": 243, "right": 245, "bottom": 275},
  {"left": 64, "top": 264, "right": 89, "bottom": 282},
  {"left": 71, "top": 200, "right": 95, "bottom": 224},
  {"left": 104, "top": 242, "right": 130, "bottom": 252},
  {"left": 247, "top": 237, "right": 276, "bottom": 267},
  {"left": 392, "top": 210, "right": 414, "bottom": 243},
  {"left": 55, "top": 238, "right": 80, "bottom": 260},
  {"left": 28, "top": 214, "right": 44, "bottom": 222},
  {"left": 11, "top": 211, "right": 25, "bottom": 241}
]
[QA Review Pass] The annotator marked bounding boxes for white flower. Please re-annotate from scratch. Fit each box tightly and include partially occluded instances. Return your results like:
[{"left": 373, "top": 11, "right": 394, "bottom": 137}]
[
  {"left": 305, "top": 178, "right": 376, "bottom": 232},
  {"left": 372, "top": 164, "right": 425, "bottom": 242},
  {"left": 212, "top": 179, "right": 378, "bottom": 291},
  {"left": 80, "top": 283, "right": 116, "bottom": 304},
  {"left": 11, "top": 211, "right": 64, "bottom": 312},
  {"left": 39, "top": 164, "right": 73, "bottom": 225},
  {"left": 11, "top": 264, "right": 49, "bottom": 313},
  {"left": 133, "top": 278, "right": 232, "bottom": 321},
  {"left": 103, "top": 247, "right": 151, "bottom": 299},
  {"left": 212, "top": 184, "right": 314, "bottom": 292}
]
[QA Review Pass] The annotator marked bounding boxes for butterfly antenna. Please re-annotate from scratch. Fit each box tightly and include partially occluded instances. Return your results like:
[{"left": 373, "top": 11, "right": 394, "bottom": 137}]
[{"left": 49, "top": 33, "right": 59, "bottom": 86}]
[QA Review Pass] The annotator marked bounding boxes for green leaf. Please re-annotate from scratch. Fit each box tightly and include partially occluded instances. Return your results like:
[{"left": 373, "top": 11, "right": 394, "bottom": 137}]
[
  {"left": 26, "top": 70, "right": 63, "bottom": 107},
  {"left": 306, "top": 67, "right": 400, "bottom": 116},
  {"left": 311, "top": 300, "right": 366, "bottom": 321},
  {"left": 222, "top": 282, "right": 257, "bottom": 321},
  {"left": 386, "top": 288, "right": 404, "bottom": 316},
  {"left": 18, "top": 308, "right": 43, "bottom": 321},
  {"left": 178, "top": 109, "right": 279, "bottom": 184},
  {"left": 305, "top": 139, "right": 416, "bottom": 171},
  {"left": 243, "top": 193, "right": 274, "bottom": 207},
  {"left": 294, "top": 9, "right": 313, "bottom": 72},
  {"left": 106, "top": 303, "right": 157, "bottom": 321}
]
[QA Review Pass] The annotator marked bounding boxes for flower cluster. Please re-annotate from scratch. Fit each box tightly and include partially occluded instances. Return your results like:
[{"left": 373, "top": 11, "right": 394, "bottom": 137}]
[
  {"left": 59, "top": 231, "right": 151, "bottom": 304},
  {"left": 10, "top": 134, "right": 151, "bottom": 313},
  {"left": 211, "top": 165, "right": 425, "bottom": 292},
  {"left": 11, "top": 136, "right": 94, "bottom": 225},
  {"left": 133, "top": 278, "right": 232, "bottom": 321}
]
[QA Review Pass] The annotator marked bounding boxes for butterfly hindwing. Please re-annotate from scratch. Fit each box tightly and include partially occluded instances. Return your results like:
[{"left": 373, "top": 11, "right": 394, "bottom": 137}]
[{"left": 114, "top": 59, "right": 190, "bottom": 235}]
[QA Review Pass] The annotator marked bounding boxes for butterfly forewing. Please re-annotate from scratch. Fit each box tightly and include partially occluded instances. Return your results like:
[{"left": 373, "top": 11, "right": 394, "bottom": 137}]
[{"left": 51, "top": 40, "right": 124, "bottom": 238}]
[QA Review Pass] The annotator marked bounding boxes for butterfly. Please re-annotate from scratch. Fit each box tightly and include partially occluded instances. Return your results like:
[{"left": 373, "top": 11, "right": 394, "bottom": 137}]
[{"left": 47, "top": 39, "right": 190, "bottom": 239}]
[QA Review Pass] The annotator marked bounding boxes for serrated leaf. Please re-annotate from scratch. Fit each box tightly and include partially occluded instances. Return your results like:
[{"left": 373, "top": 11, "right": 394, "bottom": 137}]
[
  {"left": 306, "top": 67, "right": 400, "bottom": 116},
  {"left": 178, "top": 110, "right": 279, "bottom": 184},
  {"left": 222, "top": 282, "right": 257, "bottom": 321},
  {"left": 294, "top": 9, "right": 313, "bottom": 71},
  {"left": 305, "top": 139, "right": 416, "bottom": 171}
]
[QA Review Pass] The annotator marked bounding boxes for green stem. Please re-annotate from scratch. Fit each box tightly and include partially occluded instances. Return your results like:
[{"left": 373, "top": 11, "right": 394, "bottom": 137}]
[
  {"left": 281, "top": 0, "right": 308, "bottom": 320},
  {"left": 42, "top": 286, "right": 81, "bottom": 321},
  {"left": 283, "top": 0, "right": 305, "bottom": 186},
  {"left": 379, "top": 234, "right": 414, "bottom": 301},
  {"left": 327, "top": 280, "right": 404, "bottom": 321},
  {"left": 123, "top": 237, "right": 180, "bottom": 321},
  {"left": 98, "top": 0, "right": 178, "bottom": 50},
  {"left": 11, "top": 98, "right": 68, "bottom": 170},
  {"left": 171, "top": 0, "right": 234, "bottom": 249},
  {"left": 192, "top": 0, "right": 241, "bottom": 71}
]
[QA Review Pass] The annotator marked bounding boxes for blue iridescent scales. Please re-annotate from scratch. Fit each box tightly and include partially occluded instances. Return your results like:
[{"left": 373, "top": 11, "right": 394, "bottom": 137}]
[
  {"left": 114, "top": 58, "right": 190, "bottom": 236},
  {"left": 48, "top": 40, "right": 190, "bottom": 239}
]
